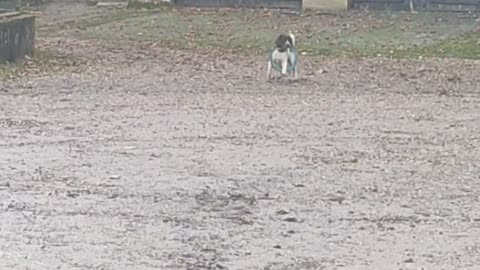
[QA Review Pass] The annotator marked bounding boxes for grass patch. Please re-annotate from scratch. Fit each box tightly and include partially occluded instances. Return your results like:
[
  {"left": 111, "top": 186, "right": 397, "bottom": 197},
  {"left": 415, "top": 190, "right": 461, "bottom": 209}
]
[
  {"left": 40, "top": 7, "right": 480, "bottom": 60},
  {"left": 127, "top": 0, "right": 171, "bottom": 10},
  {"left": 410, "top": 32, "right": 480, "bottom": 59},
  {"left": 86, "top": 0, "right": 98, "bottom": 6},
  {"left": 37, "top": 7, "right": 160, "bottom": 35}
]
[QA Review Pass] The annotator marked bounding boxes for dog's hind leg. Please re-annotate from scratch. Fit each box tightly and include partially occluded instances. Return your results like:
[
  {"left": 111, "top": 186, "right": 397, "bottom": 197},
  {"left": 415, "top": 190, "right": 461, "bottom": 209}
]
[
  {"left": 288, "top": 51, "right": 298, "bottom": 80},
  {"left": 266, "top": 61, "right": 272, "bottom": 80},
  {"left": 293, "top": 58, "right": 298, "bottom": 80}
]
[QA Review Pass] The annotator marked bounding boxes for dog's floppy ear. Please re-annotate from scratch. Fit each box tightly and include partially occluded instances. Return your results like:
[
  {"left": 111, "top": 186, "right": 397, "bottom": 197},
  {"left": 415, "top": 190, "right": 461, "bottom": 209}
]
[
  {"left": 288, "top": 31, "right": 296, "bottom": 47},
  {"left": 275, "top": 34, "right": 286, "bottom": 46}
]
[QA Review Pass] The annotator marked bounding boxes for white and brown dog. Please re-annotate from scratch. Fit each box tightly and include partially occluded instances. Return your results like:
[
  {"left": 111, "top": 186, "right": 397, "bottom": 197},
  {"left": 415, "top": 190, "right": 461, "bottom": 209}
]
[{"left": 266, "top": 32, "right": 298, "bottom": 80}]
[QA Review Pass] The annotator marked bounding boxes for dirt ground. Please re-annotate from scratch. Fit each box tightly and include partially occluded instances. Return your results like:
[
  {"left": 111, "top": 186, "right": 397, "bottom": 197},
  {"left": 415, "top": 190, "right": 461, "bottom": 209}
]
[{"left": 1, "top": 2, "right": 480, "bottom": 270}]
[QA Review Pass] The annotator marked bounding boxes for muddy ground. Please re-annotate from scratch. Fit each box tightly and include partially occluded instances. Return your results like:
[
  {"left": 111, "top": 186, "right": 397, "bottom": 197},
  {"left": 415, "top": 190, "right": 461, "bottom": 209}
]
[{"left": 1, "top": 2, "right": 480, "bottom": 270}]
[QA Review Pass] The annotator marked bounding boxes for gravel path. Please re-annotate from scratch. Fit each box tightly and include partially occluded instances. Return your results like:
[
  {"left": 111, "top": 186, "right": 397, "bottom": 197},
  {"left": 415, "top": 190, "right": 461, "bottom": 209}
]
[{"left": 1, "top": 2, "right": 480, "bottom": 270}]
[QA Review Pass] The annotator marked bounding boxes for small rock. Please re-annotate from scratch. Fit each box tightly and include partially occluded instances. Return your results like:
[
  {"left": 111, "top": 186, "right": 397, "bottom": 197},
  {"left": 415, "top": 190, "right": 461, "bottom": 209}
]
[
  {"left": 273, "top": 244, "right": 282, "bottom": 249},
  {"left": 276, "top": 209, "right": 289, "bottom": 215},
  {"left": 364, "top": 186, "right": 378, "bottom": 193},
  {"left": 66, "top": 191, "right": 79, "bottom": 198},
  {"left": 404, "top": 258, "right": 414, "bottom": 263},
  {"left": 318, "top": 69, "right": 327, "bottom": 74},
  {"left": 439, "top": 89, "right": 448, "bottom": 96},
  {"left": 283, "top": 217, "right": 299, "bottom": 223},
  {"left": 109, "top": 175, "right": 121, "bottom": 180},
  {"left": 0, "top": 182, "right": 10, "bottom": 188},
  {"left": 329, "top": 196, "right": 345, "bottom": 204},
  {"left": 447, "top": 74, "right": 461, "bottom": 82},
  {"left": 415, "top": 211, "right": 431, "bottom": 217},
  {"left": 216, "top": 264, "right": 227, "bottom": 269},
  {"left": 108, "top": 193, "right": 120, "bottom": 199}
]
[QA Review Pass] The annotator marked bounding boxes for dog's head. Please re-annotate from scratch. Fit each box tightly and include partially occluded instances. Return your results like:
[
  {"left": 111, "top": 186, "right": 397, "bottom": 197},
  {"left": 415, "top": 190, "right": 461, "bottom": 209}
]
[{"left": 275, "top": 33, "right": 295, "bottom": 52}]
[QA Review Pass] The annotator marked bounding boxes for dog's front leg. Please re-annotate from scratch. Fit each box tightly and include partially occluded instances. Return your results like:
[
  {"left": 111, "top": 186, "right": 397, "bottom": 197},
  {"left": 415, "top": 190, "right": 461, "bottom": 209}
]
[{"left": 281, "top": 57, "right": 288, "bottom": 76}]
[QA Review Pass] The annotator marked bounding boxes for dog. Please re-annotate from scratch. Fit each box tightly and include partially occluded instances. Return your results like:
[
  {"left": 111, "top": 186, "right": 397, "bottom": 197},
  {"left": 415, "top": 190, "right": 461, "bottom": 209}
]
[{"left": 266, "top": 32, "right": 298, "bottom": 80}]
